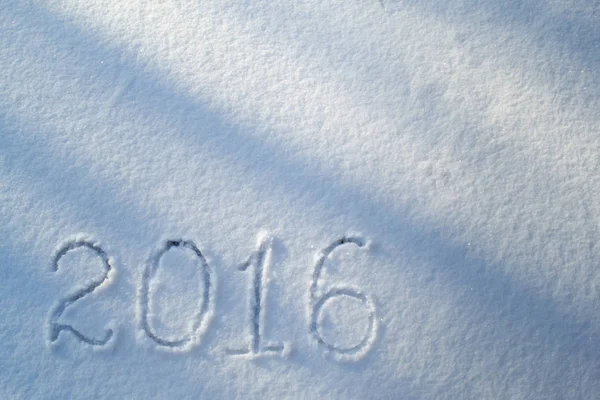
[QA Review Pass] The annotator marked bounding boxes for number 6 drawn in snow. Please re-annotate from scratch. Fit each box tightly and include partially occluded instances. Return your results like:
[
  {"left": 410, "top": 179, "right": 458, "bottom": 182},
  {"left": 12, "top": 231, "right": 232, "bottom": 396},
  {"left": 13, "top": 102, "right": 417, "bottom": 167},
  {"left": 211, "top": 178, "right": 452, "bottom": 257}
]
[
  {"left": 309, "top": 237, "right": 378, "bottom": 361},
  {"left": 48, "top": 241, "right": 114, "bottom": 346}
]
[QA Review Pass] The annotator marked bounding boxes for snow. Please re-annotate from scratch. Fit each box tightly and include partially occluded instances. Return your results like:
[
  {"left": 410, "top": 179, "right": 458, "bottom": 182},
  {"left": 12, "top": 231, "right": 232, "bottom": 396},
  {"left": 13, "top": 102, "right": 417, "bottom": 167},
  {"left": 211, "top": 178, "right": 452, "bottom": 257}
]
[{"left": 0, "top": 0, "right": 599, "bottom": 398}]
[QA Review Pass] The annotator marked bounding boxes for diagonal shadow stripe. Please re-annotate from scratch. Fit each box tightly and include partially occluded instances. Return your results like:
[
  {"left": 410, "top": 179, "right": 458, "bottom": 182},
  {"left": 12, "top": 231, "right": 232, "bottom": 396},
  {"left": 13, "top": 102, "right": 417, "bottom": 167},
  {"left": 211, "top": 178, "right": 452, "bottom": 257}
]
[{"left": 386, "top": 0, "right": 600, "bottom": 84}]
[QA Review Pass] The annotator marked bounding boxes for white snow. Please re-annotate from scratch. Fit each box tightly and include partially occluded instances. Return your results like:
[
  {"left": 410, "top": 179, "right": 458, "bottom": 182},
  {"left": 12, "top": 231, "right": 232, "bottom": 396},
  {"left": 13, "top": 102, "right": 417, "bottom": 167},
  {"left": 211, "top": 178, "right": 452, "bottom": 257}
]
[{"left": 0, "top": 0, "right": 599, "bottom": 398}]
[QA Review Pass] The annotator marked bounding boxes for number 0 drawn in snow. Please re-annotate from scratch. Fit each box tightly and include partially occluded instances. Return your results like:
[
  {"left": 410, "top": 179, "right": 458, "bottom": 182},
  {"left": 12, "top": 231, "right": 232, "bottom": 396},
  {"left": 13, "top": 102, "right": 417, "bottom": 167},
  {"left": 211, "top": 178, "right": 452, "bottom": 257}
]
[
  {"left": 140, "top": 240, "right": 214, "bottom": 349},
  {"left": 309, "top": 237, "right": 378, "bottom": 361},
  {"left": 48, "top": 241, "right": 114, "bottom": 346}
]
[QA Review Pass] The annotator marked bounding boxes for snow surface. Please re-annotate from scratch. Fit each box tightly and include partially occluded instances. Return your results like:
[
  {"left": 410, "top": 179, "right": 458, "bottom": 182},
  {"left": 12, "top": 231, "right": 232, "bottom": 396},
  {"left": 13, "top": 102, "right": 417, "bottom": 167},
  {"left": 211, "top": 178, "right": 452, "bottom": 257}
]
[{"left": 0, "top": 0, "right": 599, "bottom": 398}]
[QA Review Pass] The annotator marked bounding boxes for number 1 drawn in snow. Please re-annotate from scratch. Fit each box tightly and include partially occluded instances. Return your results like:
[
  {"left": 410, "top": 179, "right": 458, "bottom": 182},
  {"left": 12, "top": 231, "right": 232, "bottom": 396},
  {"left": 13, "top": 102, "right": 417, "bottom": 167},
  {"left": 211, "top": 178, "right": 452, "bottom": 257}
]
[
  {"left": 48, "top": 240, "right": 114, "bottom": 346},
  {"left": 227, "top": 235, "right": 287, "bottom": 357}
]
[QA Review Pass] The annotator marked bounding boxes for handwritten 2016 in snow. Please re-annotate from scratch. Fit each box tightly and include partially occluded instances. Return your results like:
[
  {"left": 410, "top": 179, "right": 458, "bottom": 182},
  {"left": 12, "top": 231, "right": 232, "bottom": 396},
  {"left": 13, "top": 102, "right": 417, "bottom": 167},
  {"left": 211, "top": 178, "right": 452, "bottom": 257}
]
[{"left": 47, "top": 235, "right": 379, "bottom": 362}]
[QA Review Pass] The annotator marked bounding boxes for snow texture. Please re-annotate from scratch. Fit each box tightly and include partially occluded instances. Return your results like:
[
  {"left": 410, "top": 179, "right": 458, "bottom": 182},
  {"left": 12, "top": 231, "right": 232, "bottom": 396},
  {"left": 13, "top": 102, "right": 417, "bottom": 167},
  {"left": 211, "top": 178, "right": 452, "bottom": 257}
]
[{"left": 0, "top": 0, "right": 599, "bottom": 398}]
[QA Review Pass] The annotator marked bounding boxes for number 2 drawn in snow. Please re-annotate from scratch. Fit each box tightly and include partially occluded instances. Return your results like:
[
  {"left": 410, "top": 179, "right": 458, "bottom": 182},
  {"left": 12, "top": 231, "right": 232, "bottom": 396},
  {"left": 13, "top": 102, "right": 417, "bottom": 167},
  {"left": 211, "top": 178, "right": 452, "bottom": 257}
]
[{"left": 48, "top": 240, "right": 114, "bottom": 346}]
